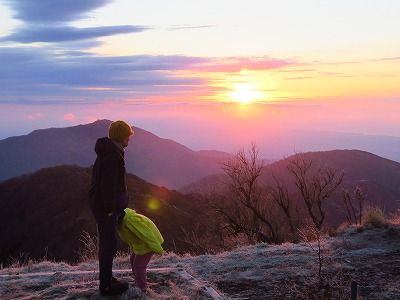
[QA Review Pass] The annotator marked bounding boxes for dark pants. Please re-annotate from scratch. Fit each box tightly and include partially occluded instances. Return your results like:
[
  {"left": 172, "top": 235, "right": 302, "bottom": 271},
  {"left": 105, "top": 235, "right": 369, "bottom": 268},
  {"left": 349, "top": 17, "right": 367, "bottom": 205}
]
[{"left": 95, "top": 212, "right": 118, "bottom": 289}]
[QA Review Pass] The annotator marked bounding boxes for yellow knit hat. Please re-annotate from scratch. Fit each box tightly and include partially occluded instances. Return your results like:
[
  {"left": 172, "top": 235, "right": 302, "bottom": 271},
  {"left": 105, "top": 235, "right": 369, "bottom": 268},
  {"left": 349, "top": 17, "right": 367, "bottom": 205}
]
[{"left": 108, "top": 120, "right": 134, "bottom": 142}]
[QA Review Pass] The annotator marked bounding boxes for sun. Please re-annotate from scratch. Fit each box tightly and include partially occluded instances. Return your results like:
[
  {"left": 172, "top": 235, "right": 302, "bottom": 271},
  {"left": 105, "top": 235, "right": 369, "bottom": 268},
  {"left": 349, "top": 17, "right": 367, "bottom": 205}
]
[{"left": 229, "top": 82, "right": 263, "bottom": 104}]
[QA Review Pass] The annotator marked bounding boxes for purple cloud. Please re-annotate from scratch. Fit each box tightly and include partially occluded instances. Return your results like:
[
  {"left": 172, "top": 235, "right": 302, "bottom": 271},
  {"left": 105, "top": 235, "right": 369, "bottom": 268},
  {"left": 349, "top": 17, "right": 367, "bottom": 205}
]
[
  {"left": 4, "top": 0, "right": 112, "bottom": 23},
  {"left": 2, "top": 0, "right": 149, "bottom": 46},
  {"left": 3, "top": 25, "right": 150, "bottom": 43},
  {"left": 0, "top": 47, "right": 210, "bottom": 103}
]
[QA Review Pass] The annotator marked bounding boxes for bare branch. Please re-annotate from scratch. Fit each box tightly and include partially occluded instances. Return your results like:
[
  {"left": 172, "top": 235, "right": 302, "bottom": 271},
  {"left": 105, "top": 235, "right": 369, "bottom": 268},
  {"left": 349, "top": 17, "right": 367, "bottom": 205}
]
[
  {"left": 216, "top": 144, "right": 279, "bottom": 243},
  {"left": 287, "top": 154, "right": 344, "bottom": 229}
]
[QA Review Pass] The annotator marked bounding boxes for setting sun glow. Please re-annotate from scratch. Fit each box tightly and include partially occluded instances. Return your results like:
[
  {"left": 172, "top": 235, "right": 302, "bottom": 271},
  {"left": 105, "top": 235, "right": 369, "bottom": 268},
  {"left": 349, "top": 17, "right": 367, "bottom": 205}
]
[{"left": 229, "top": 83, "right": 263, "bottom": 104}]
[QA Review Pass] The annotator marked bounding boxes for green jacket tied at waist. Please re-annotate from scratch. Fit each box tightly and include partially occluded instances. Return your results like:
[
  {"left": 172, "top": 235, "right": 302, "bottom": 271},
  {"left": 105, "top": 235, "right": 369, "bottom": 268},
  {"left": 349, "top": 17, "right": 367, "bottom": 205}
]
[{"left": 117, "top": 208, "right": 164, "bottom": 255}]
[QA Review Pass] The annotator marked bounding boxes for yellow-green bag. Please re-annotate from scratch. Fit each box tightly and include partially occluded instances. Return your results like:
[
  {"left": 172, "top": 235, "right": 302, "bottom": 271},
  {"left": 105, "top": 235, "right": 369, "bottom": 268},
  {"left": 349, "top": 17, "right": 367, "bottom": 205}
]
[{"left": 117, "top": 208, "right": 164, "bottom": 255}]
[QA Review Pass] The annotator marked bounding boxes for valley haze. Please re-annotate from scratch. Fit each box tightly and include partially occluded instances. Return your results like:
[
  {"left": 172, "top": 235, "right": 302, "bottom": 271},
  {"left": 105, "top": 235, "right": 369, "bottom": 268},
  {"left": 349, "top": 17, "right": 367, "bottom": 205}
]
[{"left": 1, "top": 120, "right": 400, "bottom": 190}]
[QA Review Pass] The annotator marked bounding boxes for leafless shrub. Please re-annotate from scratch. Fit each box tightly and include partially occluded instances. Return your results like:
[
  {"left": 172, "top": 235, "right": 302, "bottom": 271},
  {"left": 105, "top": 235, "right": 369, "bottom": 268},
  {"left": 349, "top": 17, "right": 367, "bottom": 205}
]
[
  {"left": 289, "top": 224, "right": 351, "bottom": 299},
  {"left": 298, "top": 223, "right": 326, "bottom": 284},
  {"left": 342, "top": 186, "right": 366, "bottom": 225}
]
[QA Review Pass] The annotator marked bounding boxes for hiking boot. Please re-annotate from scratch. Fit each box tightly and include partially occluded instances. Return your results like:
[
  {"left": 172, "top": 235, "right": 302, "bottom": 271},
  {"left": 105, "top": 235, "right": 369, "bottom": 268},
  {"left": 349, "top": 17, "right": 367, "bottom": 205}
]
[
  {"left": 111, "top": 276, "right": 126, "bottom": 285},
  {"left": 100, "top": 280, "right": 129, "bottom": 296}
]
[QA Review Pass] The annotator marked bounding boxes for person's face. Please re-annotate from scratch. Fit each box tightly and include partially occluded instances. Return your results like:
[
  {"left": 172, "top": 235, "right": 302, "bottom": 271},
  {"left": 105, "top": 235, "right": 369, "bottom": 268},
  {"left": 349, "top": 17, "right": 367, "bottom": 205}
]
[
  {"left": 121, "top": 135, "right": 131, "bottom": 148},
  {"left": 121, "top": 136, "right": 131, "bottom": 148}
]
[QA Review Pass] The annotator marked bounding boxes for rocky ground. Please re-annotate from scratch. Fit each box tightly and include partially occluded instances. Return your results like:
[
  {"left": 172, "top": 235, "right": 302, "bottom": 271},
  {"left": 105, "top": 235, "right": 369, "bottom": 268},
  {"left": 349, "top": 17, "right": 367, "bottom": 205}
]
[{"left": 0, "top": 224, "right": 399, "bottom": 299}]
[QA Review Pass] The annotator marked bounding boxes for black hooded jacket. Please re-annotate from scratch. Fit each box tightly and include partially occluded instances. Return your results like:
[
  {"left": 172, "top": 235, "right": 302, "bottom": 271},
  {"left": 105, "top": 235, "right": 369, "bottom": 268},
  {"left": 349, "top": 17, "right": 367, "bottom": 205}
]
[{"left": 89, "top": 137, "right": 128, "bottom": 215}]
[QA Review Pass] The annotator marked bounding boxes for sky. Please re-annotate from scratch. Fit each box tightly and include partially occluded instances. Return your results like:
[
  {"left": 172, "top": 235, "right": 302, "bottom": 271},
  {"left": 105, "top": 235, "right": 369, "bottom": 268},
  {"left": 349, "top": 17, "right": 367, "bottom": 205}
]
[{"left": 1, "top": 0, "right": 400, "bottom": 153}]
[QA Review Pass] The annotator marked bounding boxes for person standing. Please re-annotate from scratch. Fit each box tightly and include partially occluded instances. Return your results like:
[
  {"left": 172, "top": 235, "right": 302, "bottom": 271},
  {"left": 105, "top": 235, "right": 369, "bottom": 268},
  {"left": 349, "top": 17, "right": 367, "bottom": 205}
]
[{"left": 88, "top": 120, "right": 134, "bottom": 296}]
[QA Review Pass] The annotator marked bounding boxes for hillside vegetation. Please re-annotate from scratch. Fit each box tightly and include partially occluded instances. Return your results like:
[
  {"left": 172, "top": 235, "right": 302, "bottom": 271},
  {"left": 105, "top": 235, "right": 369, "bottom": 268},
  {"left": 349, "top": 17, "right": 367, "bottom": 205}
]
[{"left": 0, "top": 165, "right": 207, "bottom": 266}]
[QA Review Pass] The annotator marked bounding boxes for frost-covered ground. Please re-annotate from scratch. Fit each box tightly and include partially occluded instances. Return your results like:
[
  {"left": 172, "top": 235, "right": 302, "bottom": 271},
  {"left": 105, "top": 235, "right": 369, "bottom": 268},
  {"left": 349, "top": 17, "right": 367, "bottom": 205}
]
[{"left": 1, "top": 225, "right": 399, "bottom": 299}]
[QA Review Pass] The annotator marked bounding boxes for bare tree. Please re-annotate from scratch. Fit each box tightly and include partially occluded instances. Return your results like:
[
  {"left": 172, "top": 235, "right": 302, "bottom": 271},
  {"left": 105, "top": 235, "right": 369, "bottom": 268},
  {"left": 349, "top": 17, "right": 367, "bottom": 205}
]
[
  {"left": 342, "top": 185, "right": 366, "bottom": 225},
  {"left": 214, "top": 143, "right": 279, "bottom": 243},
  {"left": 287, "top": 154, "right": 344, "bottom": 230},
  {"left": 211, "top": 195, "right": 258, "bottom": 242},
  {"left": 270, "top": 174, "right": 298, "bottom": 240}
]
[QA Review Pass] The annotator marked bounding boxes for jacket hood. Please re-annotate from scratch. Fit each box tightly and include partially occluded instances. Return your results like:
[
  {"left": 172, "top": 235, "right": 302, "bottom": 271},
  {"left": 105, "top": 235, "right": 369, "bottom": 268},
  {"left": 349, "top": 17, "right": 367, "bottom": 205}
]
[{"left": 95, "top": 137, "right": 122, "bottom": 157}]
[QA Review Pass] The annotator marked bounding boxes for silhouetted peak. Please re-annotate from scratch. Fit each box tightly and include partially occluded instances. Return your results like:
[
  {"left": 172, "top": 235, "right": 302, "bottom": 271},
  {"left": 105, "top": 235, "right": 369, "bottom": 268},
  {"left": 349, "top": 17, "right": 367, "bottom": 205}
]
[{"left": 91, "top": 119, "right": 112, "bottom": 125}]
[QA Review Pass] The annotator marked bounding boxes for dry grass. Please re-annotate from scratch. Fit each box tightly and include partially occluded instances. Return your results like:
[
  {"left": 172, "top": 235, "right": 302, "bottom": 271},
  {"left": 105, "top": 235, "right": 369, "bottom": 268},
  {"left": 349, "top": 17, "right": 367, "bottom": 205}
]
[
  {"left": 336, "top": 221, "right": 352, "bottom": 234},
  {"left": 2, "top": 224, "right": 400, "bottom": 299},
  {"left": 77, "top": 231, "right": 98, "bottom": 262},
  {"left": 284, "top": 267, "right": 351, "bottom": 300},
  {"left": 361, "top": 207, "right": 388, "bottom": 228},
  {"left": 389, "top": 209, "right": 400, "bottom": 225}
]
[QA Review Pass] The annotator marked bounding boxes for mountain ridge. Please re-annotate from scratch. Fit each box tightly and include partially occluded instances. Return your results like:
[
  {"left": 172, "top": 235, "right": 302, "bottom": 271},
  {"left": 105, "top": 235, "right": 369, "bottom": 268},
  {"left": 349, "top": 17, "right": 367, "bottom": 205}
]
[
  {"left": 0, "top": 119, "right": 233, "bottom": 189},
  {"left": 180, "top": 149, "right": 400, "bottom": 226}
]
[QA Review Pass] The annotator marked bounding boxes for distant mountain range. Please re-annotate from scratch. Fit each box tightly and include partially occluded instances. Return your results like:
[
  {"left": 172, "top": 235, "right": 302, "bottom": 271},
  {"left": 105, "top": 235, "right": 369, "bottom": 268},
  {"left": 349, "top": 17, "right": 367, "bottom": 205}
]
[
  {"left": 0, "top": 165, "right": 207, "bottom": 266},
  {"left": 2, "top": 120, "right": 399, "bottom": 189},
  {"left": 180, "top": 149, "right": 400, "bottom": 225},
  {"left": 0, "top": 119, "right": 233, "bottom": 189},
  {"left": 250, "top": 128, "right": 400, "bottom": 163}
]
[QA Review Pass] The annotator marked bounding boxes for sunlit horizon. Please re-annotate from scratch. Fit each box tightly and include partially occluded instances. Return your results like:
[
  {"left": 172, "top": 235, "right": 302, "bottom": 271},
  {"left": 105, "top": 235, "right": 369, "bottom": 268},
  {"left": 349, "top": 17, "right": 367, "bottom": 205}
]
[{"left": 1, "top": 0, "right": 400, "bottom": 149}]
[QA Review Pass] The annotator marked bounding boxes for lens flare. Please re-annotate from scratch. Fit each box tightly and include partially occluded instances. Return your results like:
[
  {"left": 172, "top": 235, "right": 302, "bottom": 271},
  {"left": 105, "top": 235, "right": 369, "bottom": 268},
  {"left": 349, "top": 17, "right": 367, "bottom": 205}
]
[{"left": 147, "top": 197, "right": 161, "bottom": 211}]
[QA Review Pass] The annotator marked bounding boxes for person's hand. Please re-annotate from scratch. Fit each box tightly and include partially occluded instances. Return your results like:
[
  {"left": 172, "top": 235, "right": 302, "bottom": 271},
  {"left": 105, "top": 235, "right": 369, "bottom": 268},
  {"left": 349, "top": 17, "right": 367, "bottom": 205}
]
[{"left": 107, "top": 212, "right": 114, "bottom": 217}]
